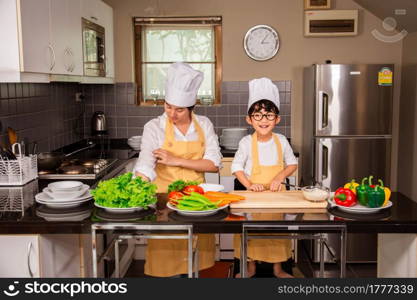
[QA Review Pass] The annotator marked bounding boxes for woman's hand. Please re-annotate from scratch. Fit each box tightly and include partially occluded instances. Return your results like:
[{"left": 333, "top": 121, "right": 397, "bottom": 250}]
[
  {"left": 248, "top": 184, "right": 265, "bottom": 192},
  {"left": 153, "top": 149, "right": 181, "bottom": 166},
  {"left": 270, "top": 176, "right": 285, "bottom": 192}
]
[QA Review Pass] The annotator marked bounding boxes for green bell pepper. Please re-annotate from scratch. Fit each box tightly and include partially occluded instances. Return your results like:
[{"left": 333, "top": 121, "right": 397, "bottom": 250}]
[
  {"left": 367, "top": 184, "right": 385, "bottom": 208},
  {"left": 356, "top": 177, "right": 371, "bottom": 206}
]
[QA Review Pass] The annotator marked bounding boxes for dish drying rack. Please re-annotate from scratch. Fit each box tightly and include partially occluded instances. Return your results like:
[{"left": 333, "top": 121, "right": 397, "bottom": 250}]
[
  {"left": 0, "top": 154, "right": 38, "bottom": 186},
  {"left": 0, "top": 180, "right": 39, "bottom": 218}
]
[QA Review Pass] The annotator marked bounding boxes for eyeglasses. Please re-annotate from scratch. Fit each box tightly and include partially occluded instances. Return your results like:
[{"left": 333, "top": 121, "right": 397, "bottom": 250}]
[{"left": 250, "top": 113, "right": 277, "bottom": 121}]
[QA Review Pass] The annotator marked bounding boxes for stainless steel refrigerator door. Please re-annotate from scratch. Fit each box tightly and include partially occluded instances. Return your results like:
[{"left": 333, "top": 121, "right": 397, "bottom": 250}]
[
  {"left": 315, "top": 64, "right": 393, "bottom": 136},
  {"left": 315, "top": 137, "right": 391, "bottom": 190}
]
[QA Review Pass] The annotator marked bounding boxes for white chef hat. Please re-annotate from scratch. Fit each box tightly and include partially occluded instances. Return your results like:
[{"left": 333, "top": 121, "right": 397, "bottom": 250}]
[
  {"left": 247, "top": 77, "right": 280, "bottom": 112},
  {"left": 165, "top": 62, "right": 203, "bottom": 107}
]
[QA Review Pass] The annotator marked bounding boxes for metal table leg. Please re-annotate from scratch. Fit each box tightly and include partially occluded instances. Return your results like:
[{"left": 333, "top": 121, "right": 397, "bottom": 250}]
[
  {"left": 240, "top": 224, "right": 347, "bottom": 278},
  {"left": 91, "top": 224, "right": 197, "bottom": 278},
  {"left": 319, "top": 234, "right": 325, "bottom": 278}
]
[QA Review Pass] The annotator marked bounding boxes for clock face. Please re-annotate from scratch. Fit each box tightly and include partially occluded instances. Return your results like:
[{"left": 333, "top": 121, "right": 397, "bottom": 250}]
[{"left": 244, "top": 25, "right": 280, "bottom": 61}]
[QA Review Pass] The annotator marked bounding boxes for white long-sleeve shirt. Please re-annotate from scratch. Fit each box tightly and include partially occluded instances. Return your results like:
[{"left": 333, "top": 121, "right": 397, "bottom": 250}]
[
  {"left": 133, "top": 113, "right": 222, "bottom": 181},
  {"left": 231, "top": 133, "right": 298, "bottom": 177}
]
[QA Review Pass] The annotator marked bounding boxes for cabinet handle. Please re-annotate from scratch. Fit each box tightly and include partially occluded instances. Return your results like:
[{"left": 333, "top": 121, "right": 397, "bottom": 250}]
[
  {"left": 67, "top": 48, "right": 75, "bottom": 72},
  {"left": 27, "top": 242, "right": 34, "bottom": 278},
  {"left": 48, "top": 44, "right": 56, "bottom": 71}
]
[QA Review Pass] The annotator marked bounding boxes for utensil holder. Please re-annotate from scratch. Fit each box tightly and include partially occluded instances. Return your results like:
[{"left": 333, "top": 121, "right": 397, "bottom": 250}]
[{"left": 0, "top": 155, "right": 38, "bottom": 186}]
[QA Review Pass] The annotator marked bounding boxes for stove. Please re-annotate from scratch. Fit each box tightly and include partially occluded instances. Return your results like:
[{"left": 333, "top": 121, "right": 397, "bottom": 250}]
[{"left": 38, "top": 158, "right": 118, "bottom": 180}]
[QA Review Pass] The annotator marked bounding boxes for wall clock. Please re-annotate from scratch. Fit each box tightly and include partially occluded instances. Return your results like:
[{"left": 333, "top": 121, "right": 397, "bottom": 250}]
[{"left": 243, "top": 25, "right": 280, "bottom": 61}]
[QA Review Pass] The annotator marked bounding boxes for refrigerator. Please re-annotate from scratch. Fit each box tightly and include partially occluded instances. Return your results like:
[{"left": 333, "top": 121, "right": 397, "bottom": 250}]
[{"left": 301, "top": 64, "right": 393, "bottom": 262}]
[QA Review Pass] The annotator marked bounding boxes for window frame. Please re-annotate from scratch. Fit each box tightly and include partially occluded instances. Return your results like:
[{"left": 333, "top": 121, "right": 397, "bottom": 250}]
[{"left": 134, "top": 17, "right": 222, "bottom": 106}]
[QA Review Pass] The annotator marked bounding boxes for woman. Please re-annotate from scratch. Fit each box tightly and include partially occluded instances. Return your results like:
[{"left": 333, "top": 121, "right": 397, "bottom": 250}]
[{"left": 134, "top": 62, "right": 222, "bottom": 277}]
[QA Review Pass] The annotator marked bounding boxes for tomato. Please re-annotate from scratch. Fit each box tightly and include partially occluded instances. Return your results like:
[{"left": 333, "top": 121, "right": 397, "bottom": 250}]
[
  {"left": 182, "top": 185, "right": 204, "bottom": 195},
  {"left": 168, "top": 191, "right": 184, "bottom": 201}
]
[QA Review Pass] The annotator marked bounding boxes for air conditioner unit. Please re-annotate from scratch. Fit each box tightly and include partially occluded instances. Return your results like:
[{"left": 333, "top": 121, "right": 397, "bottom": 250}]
[{"left": 304, "top": 10, "right": 358, "bottom": 37}]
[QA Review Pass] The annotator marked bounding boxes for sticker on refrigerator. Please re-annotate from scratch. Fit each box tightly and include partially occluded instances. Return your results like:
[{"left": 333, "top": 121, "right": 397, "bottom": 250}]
[{"left": 378, "top": 67, "right": 393, "bottom": 86}]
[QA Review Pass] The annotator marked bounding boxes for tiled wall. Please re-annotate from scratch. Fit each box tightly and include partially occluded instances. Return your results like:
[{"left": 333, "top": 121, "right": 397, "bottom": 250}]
[
  {"left": 0, "top": 80, "right": 291, "bottom": 153},
  {"left": 0, "top": 83, "right": 84, "bottom": 152},
  {"left": 82, "top": 81, "right": 292, "bottom": 139}
]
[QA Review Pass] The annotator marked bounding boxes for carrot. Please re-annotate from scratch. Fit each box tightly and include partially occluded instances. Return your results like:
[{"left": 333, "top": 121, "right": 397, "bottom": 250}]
[{"left": 204, "top": 191, "right": 245, "bottom": 200}]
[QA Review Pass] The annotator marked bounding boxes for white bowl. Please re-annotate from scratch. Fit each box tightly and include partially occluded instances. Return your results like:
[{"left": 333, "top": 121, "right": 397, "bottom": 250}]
[
  {"left": 48, "top": 181, "right": 83, "bottom": 192},
  {"left": 128, "top": 136, "right": 142, "bottom": 141},
  {"left": 301, "top": 186, "right": 330, "bottom": 202},
  {"left": 128, "top": 141, "right": 141, "bottom": 150},
  {"left": 43, "top": 185, "right": 89, "bottom": 200}
]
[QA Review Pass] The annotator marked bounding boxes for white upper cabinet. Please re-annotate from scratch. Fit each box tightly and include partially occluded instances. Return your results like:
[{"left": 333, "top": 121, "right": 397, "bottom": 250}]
[
  {"left": 19, "top": 0, "right": 52, "bottom": 74},
  {"left": 81, "top": 0, "right": 103, "bottom": 26},
  {"left": 50, "top": 0, "right": 83, "bottom": 75},
  {"left": 0, "top": 0, "right": 114, "bottom": 82},
  {"left": 0, "top": 0, "right": 50, "bottom": 81}
]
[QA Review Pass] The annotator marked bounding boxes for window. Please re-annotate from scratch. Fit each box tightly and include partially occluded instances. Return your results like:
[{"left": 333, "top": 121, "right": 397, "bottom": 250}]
[{"left": 134, "top": 17, "right": 222, "bottom": 105}]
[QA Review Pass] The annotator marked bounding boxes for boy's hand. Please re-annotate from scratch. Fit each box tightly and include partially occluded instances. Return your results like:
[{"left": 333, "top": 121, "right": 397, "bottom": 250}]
[
  {"left": 270, "top": 176, "right": 285, "bottom": 192},
  {"left": 248, "top": 184, "right": 265, "bottom": 192}
]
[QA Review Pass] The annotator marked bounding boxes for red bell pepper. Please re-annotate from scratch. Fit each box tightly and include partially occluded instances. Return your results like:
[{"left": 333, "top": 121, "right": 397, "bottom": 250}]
[{"left": 334, "top": 187, "right": 357, "bottom": 207}]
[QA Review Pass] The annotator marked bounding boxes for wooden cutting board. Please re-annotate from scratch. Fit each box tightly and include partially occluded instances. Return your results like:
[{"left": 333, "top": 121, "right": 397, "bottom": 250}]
[{"left": 229, "top": 190, "right": 328, "bottom": 209}]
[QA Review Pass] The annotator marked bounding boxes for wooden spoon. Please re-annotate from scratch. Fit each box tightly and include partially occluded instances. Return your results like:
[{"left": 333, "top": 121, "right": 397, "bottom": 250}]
[{"left": 7, "top": 127, "right": 17, "bottom": 146}]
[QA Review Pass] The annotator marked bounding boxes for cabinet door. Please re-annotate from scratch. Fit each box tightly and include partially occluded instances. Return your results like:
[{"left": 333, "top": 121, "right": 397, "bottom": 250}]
[
  {"left": 67, "top": 0, "right": 83, "bottom": 75},
  {"left": 0, "top": 235, "right": 40, "bottom": 278},
  {"left": 50, "top": 0, "right": 67, "bottom": 74},
  {"left": 19, "top": 0, "right": 52, "bottom": 73},
  {"left": 50, "top": 0, "right": 83, "bottom": 75},
  {"left": 101, "top": 2, "right": 114, "bottom": 78}
]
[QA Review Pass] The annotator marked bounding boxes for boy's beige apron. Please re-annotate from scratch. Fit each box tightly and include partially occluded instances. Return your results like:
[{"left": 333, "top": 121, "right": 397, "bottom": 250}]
[
  {"left": 234, "top": 133, "right": 292, "bottom": 263},
  {"left": 145, "top": 115, "right": 215, "bottom": 277}
]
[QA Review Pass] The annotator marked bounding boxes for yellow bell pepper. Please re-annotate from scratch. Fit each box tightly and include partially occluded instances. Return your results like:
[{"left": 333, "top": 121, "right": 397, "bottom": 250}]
[
  {"left": 344, "top": 179, "right": 359, "bottom": 195},
  {"left": 378, "top": 179, "right": 391, "bottom": 206}
]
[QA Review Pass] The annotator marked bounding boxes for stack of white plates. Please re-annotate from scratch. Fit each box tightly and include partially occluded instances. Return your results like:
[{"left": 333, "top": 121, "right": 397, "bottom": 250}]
[
  {"left": 128, "top": 136, "right": 142, "bottom": 150},
  {"left": 35, "top": 181, "right": 92, "bottom": 208},
  {"left": 219, "top": 128, "right": 247, "bottom": 150}
]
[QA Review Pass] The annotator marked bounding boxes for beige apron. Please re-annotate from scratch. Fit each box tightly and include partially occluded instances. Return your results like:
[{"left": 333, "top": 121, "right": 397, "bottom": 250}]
[
  {"left": 144, "top": 114, "right": 215, "bottom": 277},
  {"left": 234, "top": 133, "right": 292, "bottom": 263}
]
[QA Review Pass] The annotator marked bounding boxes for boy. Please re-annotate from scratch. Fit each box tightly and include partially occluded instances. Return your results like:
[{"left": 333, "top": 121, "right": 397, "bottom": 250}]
[{"left": 231, "top": 77, "right": 298, "bottom": 278}]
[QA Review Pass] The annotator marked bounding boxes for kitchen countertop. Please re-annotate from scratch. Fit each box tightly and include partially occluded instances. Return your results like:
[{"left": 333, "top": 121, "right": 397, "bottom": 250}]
[
  {"left": 0, "top": 138, "right": 413, "bottom": 235},
  {"left": 1, "top": 184, "right": 417, "bottom": 234}
]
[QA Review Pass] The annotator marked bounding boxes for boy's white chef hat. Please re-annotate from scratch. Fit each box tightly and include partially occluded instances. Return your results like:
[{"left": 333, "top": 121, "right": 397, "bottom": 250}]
[
  {"left": 247, "top": 77, "right": 280, "bottom": 112},
  {"left": 165, "top": 62, "right": 203, "bottom": 107}
]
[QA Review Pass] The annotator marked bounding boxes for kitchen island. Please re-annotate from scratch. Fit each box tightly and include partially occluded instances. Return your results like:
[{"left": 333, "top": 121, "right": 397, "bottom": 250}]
[{"left": 1, "top": 179, "right": 417, "bottom": 277}]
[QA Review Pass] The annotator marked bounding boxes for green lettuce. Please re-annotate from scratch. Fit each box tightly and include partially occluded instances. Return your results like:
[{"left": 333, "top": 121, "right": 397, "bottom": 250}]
[{"left": 91, "top": 172, "right": 157, "bottom": 208}]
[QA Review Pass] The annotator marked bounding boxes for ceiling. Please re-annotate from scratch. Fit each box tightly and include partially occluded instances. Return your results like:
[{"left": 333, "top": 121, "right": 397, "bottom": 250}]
[{"left": 354, "top": 0, "right": 417, "bottom": 33}]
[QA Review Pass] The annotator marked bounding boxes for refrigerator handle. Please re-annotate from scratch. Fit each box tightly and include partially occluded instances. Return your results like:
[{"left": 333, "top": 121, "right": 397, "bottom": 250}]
[
  {"left": 322, "top": 92, "right": 329, "bottom": 129},
  {"left": 317, "top": 140, "right": 329, "bottom": 184},
  {"left": 322, "top": 144, "right": 328, "bottom": 180},
  {"left": 317, "top": 91, "right": 329, "bottom": 131}
]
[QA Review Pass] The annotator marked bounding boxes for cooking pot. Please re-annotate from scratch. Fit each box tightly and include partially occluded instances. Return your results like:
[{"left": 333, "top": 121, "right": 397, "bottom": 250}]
[{"left": 37, "top": 142, "right": 96, "bottom": 170}]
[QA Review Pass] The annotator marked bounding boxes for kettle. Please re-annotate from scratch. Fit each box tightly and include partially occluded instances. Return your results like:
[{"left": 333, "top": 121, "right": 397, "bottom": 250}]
[{"left": 91, "top": 111, "right": 107, "bottom": 135}]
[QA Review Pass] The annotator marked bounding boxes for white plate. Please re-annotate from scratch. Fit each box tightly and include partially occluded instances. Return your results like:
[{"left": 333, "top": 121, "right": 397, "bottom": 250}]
[
  {"left": 94, "top": 202, "right": 155, "bottom": 214},
  {"left": 328, "top": 198, "right": 392, "bottom": 214},
  {"left": 167, "top": 202, "right": 228, "bottom": 216},
  {"left": 35, "top": 190, "right": 92, "bottom": 203},
  {"left": 199, "top": 183, "right": 225, "bottom": 192},
  {"left": 43, "top": 184, "right": 90, "bottom": 200},
  {"left": 35, "top": 196, "right": 92, "bottom": 208},
  {"left": 36, "top": 210, "right": 91, "bottom": 221}
]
